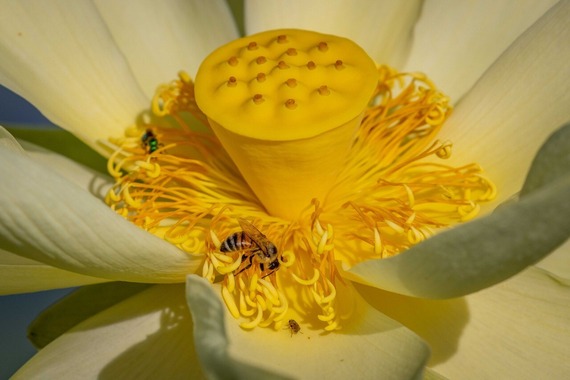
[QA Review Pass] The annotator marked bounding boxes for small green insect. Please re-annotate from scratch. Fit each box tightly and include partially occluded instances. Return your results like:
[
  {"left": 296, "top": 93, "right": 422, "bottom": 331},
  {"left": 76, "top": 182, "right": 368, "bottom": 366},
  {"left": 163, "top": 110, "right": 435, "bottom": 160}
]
[{"left": 141, "top": 130, "right": 159, "bottom": 154}]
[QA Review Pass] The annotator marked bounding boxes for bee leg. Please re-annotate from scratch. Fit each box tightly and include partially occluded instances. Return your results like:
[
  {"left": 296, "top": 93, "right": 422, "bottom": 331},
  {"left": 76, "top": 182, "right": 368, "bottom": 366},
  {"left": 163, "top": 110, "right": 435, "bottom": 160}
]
[
  {"left": 234, "top": 254, "right": 254, "bottom": 276},
  {"left": 261, "top": 269, "right": 276, "bottom": 279}
]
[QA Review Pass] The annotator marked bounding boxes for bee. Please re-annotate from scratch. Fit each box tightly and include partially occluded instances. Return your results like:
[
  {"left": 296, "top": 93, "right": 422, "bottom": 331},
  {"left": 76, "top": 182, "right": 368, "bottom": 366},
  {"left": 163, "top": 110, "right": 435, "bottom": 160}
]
[
  {"left": 141, "top": 129, "right": 159, "bottom": 154},
  {"left": 220, "top": 218, "right": 279, "bottom": 277},
  {"left": 284, "top": 319, "right": 302, "bottom": 337}
]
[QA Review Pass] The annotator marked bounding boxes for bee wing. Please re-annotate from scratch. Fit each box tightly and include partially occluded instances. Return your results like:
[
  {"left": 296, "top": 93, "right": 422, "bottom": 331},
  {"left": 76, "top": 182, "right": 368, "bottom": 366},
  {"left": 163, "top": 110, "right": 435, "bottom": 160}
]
[{"left": 237, "top": 218, "right": 270, "bottom": 254}]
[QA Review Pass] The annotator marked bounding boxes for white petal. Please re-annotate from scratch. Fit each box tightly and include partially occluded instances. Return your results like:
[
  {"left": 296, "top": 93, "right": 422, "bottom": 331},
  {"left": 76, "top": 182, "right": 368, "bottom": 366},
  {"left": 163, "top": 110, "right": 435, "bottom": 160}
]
[
  {"left": 536, "top": 238, "right": 570, "bottom": 285},
  {"left": 404, "top": 0, "right": 557, "bottom": 101},
  {"left": 94, "top": 0, "right": 239, "bottom": 98},
  {"left": 354, "top": 267, "right": 570, "bottom": 378},
  {"left": 0, "top": 0, "right": 149, "bottom": 154},
  {"left": 186, "top": 275, "right": 430, "bottom": 380},
  {"left": 245, "top": 0, "right": 423, "bottom": 66},
  {"left": 0, "top": 147, "right": 201, "bottom": 283},
  {"left": 439, "top": 0, "right": 570, "bottom": 205},
  {"left": 19, "top": 139, "right": 112, "bottom": 199},
  {"left": 0, "top": 125, "right": 25, "bottom": 153},
  {"left": 431, "top": 268, "right": 570, "bottom": 378},
  {"left": 13, "top": 284, "right": 204, "bottom": 379},
  {"left": 0, "top": 248, "right": 107, "bottom": 295}
]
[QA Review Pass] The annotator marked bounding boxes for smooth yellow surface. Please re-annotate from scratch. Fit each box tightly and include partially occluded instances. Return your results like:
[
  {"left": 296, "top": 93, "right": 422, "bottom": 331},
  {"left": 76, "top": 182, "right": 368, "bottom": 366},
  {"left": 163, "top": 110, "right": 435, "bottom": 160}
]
[{"left": 195, "top": 29, "right": 378, "bottom": 140}]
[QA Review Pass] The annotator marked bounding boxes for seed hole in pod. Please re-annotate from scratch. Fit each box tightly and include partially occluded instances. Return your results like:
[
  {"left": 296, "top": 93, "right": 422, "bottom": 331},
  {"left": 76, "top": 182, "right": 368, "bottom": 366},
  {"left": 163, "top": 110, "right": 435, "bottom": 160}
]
[
  {"left": 227, "top": 76, "right": 237, "bottom": 87},
  {"left": 318, "top": 42, "right": 328, "bottom": 52},
  {"left": 285, "top": 99, "right": 297, "bottom": 109},
  {"left": 247, "top": 42, "right": 258, "bottom": 50},
  {"left": 256, "top": 73, "right": 266, "bottom": 82},
  {"left": 228, "top": 56, "right": 238, "bottom": 66},
  {"left": 318, "top": 85, "right": 330, "bottom": 96},
  {"left": 256, "top": 56, "right": 267, "bottom": 65},
  {"left": 277, "top": 34, "right": 288, "bottom": 44},
  {"left": 253, "top": 94, "right": 265, "bottom": 104},
  {"left": 307, "top": 61, "right": 316, "bottom": 70},
  {"left": 278, "top": 61, "right": 289, "bottom": 70}
]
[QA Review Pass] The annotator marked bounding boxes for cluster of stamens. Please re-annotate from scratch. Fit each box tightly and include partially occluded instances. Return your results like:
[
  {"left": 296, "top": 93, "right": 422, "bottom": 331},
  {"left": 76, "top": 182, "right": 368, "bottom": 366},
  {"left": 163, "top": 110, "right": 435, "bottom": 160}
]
[{"left": 104, "top": 31, "right": 496, "bottom": 333}]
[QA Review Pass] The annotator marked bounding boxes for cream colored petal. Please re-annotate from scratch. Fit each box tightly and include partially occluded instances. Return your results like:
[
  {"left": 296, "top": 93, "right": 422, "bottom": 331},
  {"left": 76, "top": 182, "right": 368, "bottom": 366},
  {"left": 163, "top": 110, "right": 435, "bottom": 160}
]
[
  {"left": 536, "top": 239, "right": 570, "bottom": 285},
  {"left": 0, "top": 0, "right": 149, "bottom": 155},
  {"left": 404, "top": 0, "right": 557, "bottom": 101},
  {"left": 245, "top": 0, "right": 423, "bottom": 66},
  {"left": 94, "top": 0, "right": 239, "bottom": 98},
  {"left": 186, "top": 275, "right": 430, "bottom": 380},
  {"left": 0, "top": 147, "right": 200, "bottom": 283},
  {"left": 0, "top": 248, "right": 107, "bottom": 295},
  {"left": 343, "top": 174, "right": 570, "bottom": 298},
  {"left": 431, "top": 268, "right": 570, "bottom": 378},
  {"left": 0, "top": 125, "right": 25, "bottom": 153},
  {"left": 439, "top": 0, "right": 570, "bottom": 205},
  {"left": 13, "top": 284, "right": 204, "bottom": 379},
  {"left": 19, "top": 139, "right": 112, "bottom": 200},
  {"left": 355, "top": 267, "right": 570, "bottom": 378}
]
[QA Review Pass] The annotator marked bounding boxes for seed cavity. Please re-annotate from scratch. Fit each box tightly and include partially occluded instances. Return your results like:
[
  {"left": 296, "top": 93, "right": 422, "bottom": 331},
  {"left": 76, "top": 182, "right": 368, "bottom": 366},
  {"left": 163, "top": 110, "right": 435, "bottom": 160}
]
[
  {"left": 253, "top": 94, "right": 264, "bottom": 104},
  {"left": 228, "top": 56, "right": 238, "bottom": 66},
  {"left": 285, "top": 99, "right": 297, "bottom": 109},
  {"left": 256, "top": 56, "right": 267, "bottom": 65},
  {"left": 307, "top": 61, "right": 316, "bottom": 70},
  {"left": 318, "top": 42, "right": 328, "bottom": 52},
  {"left": 286, "top": 48, "right": 297, "bottom": 56},
  {"left": 247, "top": 42, "right": 258, "bottom": 50},
  {"left": 256, "top": 73, "right": 266, "bottom": 82},
  {"left": 286, "top": 78, "right": 297, "bottom": 88},
  {"left": 227, "top": 76, "right": 237, "bottom": 87},
  {"left": 277, "top": 61, "right": 289, "bottom": 70},
  {"left": 318, "top": 85, "right": 330, "bottom": 96},
  {"left": 277, "top": 34, "right": 288, "bottom": 44}
]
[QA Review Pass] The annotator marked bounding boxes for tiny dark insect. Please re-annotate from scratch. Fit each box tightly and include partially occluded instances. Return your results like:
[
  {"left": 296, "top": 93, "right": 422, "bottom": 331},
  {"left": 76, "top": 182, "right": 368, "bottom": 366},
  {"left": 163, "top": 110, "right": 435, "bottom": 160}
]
[
  {"left": 141, "top": 130, "right": 159, "bottom": 154},
  {"left": 220, "top": 218, "right": 279, "bottom": 277},
  {"left": 285, "top": 319, "right": 301, "bottom": 337}
]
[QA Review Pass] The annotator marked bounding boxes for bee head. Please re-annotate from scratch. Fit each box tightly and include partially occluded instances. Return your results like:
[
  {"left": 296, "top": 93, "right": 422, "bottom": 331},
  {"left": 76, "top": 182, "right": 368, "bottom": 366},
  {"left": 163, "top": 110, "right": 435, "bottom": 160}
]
[{"left": 268, "top": 260, "right": 280, "bottom": 270}]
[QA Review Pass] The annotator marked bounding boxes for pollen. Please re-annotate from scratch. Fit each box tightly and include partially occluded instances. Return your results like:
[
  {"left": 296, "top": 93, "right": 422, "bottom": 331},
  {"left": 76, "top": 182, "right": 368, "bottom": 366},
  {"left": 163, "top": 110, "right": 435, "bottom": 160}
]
[{"left": 104, "top": 29, "right": 496, "bottom": 334}]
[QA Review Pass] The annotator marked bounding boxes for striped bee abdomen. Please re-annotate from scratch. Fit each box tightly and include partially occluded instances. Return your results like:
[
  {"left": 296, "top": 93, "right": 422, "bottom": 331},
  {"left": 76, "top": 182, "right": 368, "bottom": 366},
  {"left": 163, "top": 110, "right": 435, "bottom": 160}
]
[{"left": 220, "top": 231, "right": 256, "bottom": 252}]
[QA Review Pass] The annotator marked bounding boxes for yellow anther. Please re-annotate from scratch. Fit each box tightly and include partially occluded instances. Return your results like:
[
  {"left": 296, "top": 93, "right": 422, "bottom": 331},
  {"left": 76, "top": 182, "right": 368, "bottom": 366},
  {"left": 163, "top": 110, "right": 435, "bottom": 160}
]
[
  {"left": 436, "top": 142, "right": 452, "bottom": 159},
  {"left": 216, "top": 253, "right": 242, "bottom": 274},
  {"left": 256, "top": 294, "right": 268, "bottom": 311},
  {"left": 385, "top": 220, "right": 404, "bottom": 233},
  {"left": 209, "top": 230, "right": 221, "bottom": 249},
  {"left": 324, "top": 320, "right": 339, "bottom": 331},
  {"left": 373, "top": 228, "right": 382, "bottom": 255},
  {"left": 222, "top": 286, "right": 240, "bottom": 319},
  {"left": 318, "top": 312, "right": 336, "bottom": 322},
  {"left": 279, "top": 250, "right": 295, "bottom": 267},
  {"left": 314, "top": 220, "right": 325, "bottom": 235},
  {"left": 320, "top": 279, "right": 337, "bottom": 304},
  {"left": 227, "top": 273, "right": 236, "bottom": 292},
  {"left": 459, "top": 203, "right": 481, "bottom": 222},
  {"left": 317, "top": 230, "right": 329, "bottom": 254},
  {"left": 403, "top": 184, "right": 415, "bottom": 207},
  {"left": 240, "top": 304, "right": 264, "bottom": 329},
  {"left": 245, "top": 293, "right": 257, "bottom": 308},
  {"left": 239, "top": 292, "right": 255, "bottom": 316},
  {"left": 407, "top": 227, "right": 424, "bottom": 244},
  {"left": 122, "top": 185, "right": 142, "bottom": 208},
  {"left": 258, "top": 278, "right": 279, "bottom": 301},
  {"left": 292, "top": 268, "right": 320, "bottom": 285},
  {"left": 212, "top": 252, "right": 234, "bottom": 263},
  {"left": 405, "top": 212, "right": 416, "bottom": 225},
  {"left": 249, "top": 273, "right": 259, "bottom": 293}
]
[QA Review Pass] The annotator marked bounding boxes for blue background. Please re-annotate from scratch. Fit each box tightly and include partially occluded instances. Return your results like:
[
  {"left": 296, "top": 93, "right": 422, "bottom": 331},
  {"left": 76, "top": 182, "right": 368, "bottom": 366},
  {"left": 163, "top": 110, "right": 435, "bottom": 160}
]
[{"left": 0, "top": 85, "right": 74, "bottom": 379}]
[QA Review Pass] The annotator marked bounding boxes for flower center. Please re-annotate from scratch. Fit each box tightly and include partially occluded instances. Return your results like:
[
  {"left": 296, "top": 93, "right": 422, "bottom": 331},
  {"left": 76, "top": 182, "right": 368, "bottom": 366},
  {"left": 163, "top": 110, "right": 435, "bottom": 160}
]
[
  {"left": 104, "top": 29, "right": 496, "bottom": 332},
  {"left": 194, "top": 29, "right": 378, "bottom": 219}
]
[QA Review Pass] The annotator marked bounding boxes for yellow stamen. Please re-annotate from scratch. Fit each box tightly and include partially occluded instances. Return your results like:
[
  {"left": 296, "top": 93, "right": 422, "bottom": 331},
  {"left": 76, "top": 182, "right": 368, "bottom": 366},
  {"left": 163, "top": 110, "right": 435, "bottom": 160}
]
[{"left": 105, "top": 28, "right": 496, "bottom": 333}]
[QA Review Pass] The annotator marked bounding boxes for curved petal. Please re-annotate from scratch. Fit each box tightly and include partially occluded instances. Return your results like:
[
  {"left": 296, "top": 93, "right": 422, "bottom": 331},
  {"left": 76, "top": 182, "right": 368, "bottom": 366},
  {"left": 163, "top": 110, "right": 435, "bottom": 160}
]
[
  {"left": 0, "top": 248, "right": 107, "bottom": 295},
  {"left": 19, "top": 140, "right": 112, "bottom": 200},
  {"left": 0, "top": 125, "right": 24, "bottom": 153},
  {"left": 403, "top": 0, "right": 557, "bottom": 101},
  {"left": 28, "top": 282, "right": 151, "bottom": 349},
  {"left": 94, "top": 0, "right": 239, "bottom": 98},
  {"left": 0, "top": 0, "right": 149, "bottom": 155},
  {"left": 431, "top": 268, "right": 570, "bottom": 378},
  {"left": 13, "top": 284, "right": 204, "bottom": 379},
  {"left": 0, "top": 147, "right": 200, "bottom": 283},
  {"left": 439, "top": 0, "right": 570, "bottom": 205},
  {"left": 186, "top": 275, "right": 430, "bottom": 380},
  {"left": 245, "top": 0, "right": 423, "bottom": 67},
  {"left": 536, "top": 239, "right": 570, "bottom": 285},
  {"left": 357, "top": 268, "right": 570, "bottom": 378}
]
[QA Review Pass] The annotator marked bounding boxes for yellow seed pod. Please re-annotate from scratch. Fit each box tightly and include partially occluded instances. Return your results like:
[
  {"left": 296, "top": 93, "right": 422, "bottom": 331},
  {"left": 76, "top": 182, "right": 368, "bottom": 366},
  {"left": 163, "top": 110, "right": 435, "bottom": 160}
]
[{"left": 195, "top": 29, "right": 378, "bottom": 141}]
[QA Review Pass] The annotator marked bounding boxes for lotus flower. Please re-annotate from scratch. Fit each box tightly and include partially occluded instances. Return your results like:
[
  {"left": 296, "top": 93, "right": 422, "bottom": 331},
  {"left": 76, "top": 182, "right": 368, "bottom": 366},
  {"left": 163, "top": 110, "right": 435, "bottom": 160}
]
[{"left": 1, "top": 0, "right": 569, "bottom": 378}]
